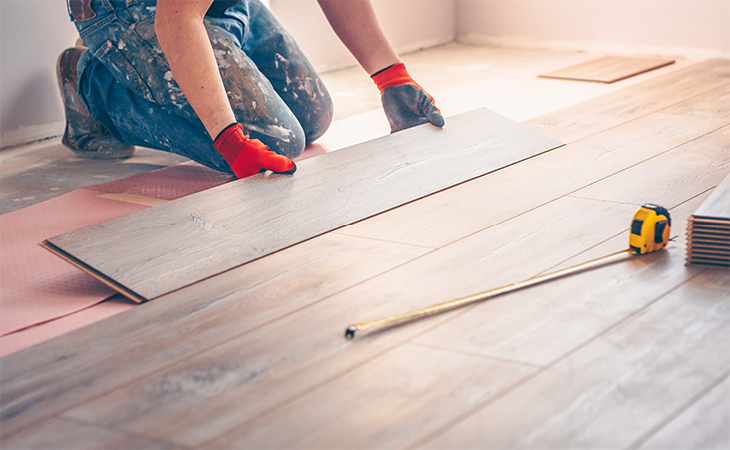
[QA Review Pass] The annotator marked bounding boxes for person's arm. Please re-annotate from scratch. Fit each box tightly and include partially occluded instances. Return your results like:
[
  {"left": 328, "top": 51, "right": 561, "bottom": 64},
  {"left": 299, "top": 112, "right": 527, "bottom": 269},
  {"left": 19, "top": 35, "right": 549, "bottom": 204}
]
[
  {"left": 155, "top": 0, "right": 234, "bottom": 139},
  {"left": 155, "top": 0, "right": 295, "bottom": 178},
  {"left": 317, "top": 0, "right": 444, "bottom": 133},
  {"left": 316, "top": 0, "right": 399, "bottom": 75}
]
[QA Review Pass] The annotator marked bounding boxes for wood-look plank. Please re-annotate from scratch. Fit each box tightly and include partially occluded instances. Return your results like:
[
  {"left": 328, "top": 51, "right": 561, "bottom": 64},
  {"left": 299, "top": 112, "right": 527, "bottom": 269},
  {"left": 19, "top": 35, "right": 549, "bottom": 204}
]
[
  {"left": 418, "top": 269, "right": 729, "bottom": 449},
  {"left": 0, "top": 417, "right": 178, "bottom": 450},
  {"left": 637, "top": 375, "right": 730, "bottom": 449},
  {"left": 338, "top": 100, "right": 729, "bottom": 248},
  {"left": 206, "top": 345, "right": 537, "bottom": 449},
  {"left": 524, "top": 59, "right": 729, "bottom": 143},
  {"left": 200, "top": 201, "right": 711, "bottom": 449},
  {"left": 694, "top": 173, "right": 730, "bottom": 219},
  {"left": 56, "top": 198, "right": 645, "bottom": 447},
  {"left": 0, "top": 234, "right": 429, "bottom": 439},
  {"left": 538, "top": 55, "right": 675, "bottom": 83},
  {"left": 571, "top": 125, "right": 730, "bottom": 207},
  {"left": 44, "top": 108, "right": 562, "bottom": 302},
  {"left": 411, "top": 192, "right": 709, "bottom": 367}
]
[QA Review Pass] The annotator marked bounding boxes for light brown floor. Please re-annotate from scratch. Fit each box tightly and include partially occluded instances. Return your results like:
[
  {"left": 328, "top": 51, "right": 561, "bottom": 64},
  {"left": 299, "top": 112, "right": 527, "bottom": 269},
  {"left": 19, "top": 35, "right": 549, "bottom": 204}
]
[{"left": 1, "top": 48, "right": 728, "bottom": 449}]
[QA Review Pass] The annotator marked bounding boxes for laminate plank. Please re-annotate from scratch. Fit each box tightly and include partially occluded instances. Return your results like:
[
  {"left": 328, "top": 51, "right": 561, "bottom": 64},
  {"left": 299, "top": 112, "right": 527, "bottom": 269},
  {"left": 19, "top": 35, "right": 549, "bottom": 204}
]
[
  {"left": 44, "top": 108, "right": 562, "bottom": 302},
  {"left": 0, "top": 417, "right": 178, "bottom": 450},
  {"left": 637, "top": 375, "right": 730, "bottom": 450},
  {"left": 571, "top": 125, "right": 730, "bottom": 207},
  {"left": 0, "top": 234, "right": 429, "bottom": 438},
  {"left": 418, "top": 269, "right": 729, "bottom": 449},
  {"left": 538, "top": 55, "right": 675, "bottom": 83},
  {"left": 410, "top": 192, "right": 708, "bottom": 367},
  {"left": 200, "top": 201, "right": 710, "bottom": 449},
  {"left": 56, "top": 198, "right": 645, "bottom": 447},
  {"left": 524, "top": 59, "right": 730, "bottom": 143},
  {"left": 338, "top": 104, "right": 729, "bottom": 248},
  {"left": 207, "top": 345, "right": 537, "bottom": 449}
]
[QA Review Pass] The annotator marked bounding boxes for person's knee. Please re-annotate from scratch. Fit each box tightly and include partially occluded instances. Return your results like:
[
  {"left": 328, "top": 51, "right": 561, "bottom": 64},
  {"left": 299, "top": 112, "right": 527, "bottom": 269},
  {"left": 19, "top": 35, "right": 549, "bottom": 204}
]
[
  {"left": 251, "top": 120, "right": 306, "bottom": 160},
  {"left": 303, "top": 86, "right": 333, "bottom": 145}
]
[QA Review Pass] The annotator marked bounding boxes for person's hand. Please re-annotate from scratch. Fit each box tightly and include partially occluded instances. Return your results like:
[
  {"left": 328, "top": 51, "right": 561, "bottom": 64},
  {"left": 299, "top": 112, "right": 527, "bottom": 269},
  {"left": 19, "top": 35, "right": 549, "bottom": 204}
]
[
  {"left": 214, "top": 123, "right": 296, "bottom": 179},
  {"left": 371, "top": 63, "right": 445, "bottom": 133}
]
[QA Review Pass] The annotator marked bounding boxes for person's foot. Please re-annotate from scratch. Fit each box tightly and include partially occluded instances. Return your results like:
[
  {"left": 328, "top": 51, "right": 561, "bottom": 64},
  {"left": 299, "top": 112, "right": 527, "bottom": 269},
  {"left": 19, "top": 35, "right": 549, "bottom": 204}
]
[{"left": 56, "top": 47, "right": 135, "bottom": 159}]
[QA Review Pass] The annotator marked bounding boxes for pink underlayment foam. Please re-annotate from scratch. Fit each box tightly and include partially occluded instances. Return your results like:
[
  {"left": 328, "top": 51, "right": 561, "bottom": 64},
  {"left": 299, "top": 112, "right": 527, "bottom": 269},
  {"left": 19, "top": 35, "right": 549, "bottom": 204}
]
[
  {"left": 0, "top": 54, "right": 698, "bottom": 358},
  {"left": 0, "top": 162, "right": 234, "bottom": 357}
]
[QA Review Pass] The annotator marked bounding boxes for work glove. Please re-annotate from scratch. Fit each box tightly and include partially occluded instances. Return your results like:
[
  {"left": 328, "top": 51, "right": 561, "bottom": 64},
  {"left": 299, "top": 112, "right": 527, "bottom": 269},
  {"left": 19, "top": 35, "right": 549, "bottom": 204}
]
[
  {"left": 213, "top": 123, "right": 296, "bottom": 179},
  {"left": 371, "top": 62, "right": 445, "bottom": 133}
]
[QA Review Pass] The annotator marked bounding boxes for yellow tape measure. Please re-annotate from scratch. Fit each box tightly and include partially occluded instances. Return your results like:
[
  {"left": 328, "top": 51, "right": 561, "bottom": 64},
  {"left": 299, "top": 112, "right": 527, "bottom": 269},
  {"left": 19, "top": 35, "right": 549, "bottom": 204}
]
[
  {"left": 629, "top": 203, "right": 671, "bottom": 254},
  {"left": 345, "top": 204, "right": 672, "bottom": 339}
]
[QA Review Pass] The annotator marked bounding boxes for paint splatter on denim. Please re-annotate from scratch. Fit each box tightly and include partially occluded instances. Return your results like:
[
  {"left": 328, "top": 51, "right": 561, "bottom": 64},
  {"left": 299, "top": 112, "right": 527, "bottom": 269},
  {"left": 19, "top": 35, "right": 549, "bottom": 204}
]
[{"left": 68, "top": 0, "right": 332, "bottom": 173}]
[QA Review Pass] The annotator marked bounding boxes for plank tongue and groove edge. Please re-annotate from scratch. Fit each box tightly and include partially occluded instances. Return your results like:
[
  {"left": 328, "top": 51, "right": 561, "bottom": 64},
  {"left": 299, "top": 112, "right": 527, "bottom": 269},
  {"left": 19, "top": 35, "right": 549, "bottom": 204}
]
[{"left": 42, "top": 108, "right": 563, "bottom": 302}]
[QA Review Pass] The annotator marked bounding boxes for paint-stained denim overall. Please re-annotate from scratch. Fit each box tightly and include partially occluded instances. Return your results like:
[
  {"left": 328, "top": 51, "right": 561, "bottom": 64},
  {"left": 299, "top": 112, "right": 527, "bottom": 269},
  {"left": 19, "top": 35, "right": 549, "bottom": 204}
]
[{"left": 67, "top": 0, "right": 332, "bottom": 173}]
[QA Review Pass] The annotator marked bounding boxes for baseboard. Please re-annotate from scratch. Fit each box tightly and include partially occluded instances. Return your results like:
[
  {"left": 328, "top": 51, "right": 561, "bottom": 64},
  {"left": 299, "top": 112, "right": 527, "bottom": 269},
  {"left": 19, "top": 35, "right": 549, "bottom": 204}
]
[
  {"left": 458, "top": 34, "right": 730, "bottom": 61},
  {"left": 0, "top": 121, "right": 64, "bottom": 150}
]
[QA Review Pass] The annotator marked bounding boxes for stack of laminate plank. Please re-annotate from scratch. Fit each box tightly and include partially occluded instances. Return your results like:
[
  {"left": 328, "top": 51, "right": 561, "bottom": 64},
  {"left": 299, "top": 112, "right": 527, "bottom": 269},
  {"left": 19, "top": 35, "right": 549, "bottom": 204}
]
[{"left": 686, "top": 174, "right": 730, "bottom": 266}]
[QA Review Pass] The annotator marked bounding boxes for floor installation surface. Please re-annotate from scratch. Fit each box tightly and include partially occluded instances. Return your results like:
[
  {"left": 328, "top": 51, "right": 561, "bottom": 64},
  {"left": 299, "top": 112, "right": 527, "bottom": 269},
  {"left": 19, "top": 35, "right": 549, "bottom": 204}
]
[{"left": 1, "top": 58, "right": 729, "bottom": 448}]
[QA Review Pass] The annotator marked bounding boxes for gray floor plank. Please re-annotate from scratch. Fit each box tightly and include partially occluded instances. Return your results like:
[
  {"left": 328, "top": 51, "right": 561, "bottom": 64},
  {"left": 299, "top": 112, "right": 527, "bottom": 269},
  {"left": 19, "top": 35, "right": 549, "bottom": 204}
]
[
  {"left": 636, "top": 374, "right": 730, "bottom": 450},
  {"left": 0, "top": 234, "right": 428, "bottom": 439},
  {"left": 338, "top": 105, "right": 729, "bottom": 248},
  {"left": 572, "top": 125, "right": 730, "bottom": 208},
  {"left": 44, "top": 108, "right": 562, "bottom": 301},
  {"left": 56, "top": 198, "right": 650, "bottom": 447},
  {"left": 418, "top": 269, "right": 729, "bottom": 449},
  {"left": 0, "top": 417, "right": 179, "bottom": 450},
  {"left": 524, "top": 59, "right": 729, "bottom": 143}
]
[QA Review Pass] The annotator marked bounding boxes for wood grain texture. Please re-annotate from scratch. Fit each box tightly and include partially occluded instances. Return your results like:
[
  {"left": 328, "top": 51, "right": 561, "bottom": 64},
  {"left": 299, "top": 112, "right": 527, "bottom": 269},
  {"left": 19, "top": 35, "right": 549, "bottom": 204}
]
[
  {"left": 0, "top": 234, "right": 429, "bottom": 438},
  {"left": 571, "top": 125, "right": 730, "bottom": 208},
  {"left": 539, "top": 55, "right": 675, "bottom": 83},
  {"left": 0, "top": 417, "right": 177, "bottom": 450},
  {"left": 410, "top": 192, "right": 709, "bottom": 367},
  {"left": 695, "top": 173, "right": 730, "bottom": 219},
  {"left": 57, "top": 198, "right": 649, "bottom": 447},
  {"left": 525, "top": 59, "right": 730, "bottom": 143},
  {"left": 338, "top": 106, "right": 730, "bottom": 248},
  {"left": 44, "top": 108, "right": 562, "bottom": 301},
  {"left": 419, "top": 269, "right": 730, "bottom": 450},
  {"left": 637, "top": 375, "right": 730, "bottom": 450}
]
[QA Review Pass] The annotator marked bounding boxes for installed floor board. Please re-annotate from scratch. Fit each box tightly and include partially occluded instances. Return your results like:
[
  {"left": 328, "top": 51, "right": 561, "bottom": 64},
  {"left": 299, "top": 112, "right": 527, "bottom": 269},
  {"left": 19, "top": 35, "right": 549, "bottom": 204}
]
[
  {"left": 0, "top": 233, "right": 429, "bottom": 437},
  {"left": 206, "top": 345, "right": 537, "bottom": 449},
  {"left": 58, "top": 198, "right": 643, "bottom": 447},
  {"left": 524, "top": 59, "right": 730, "bottom": 143},
  {"left": 43, "top": 108, "right": 561, "bottom": 302},
  {"left": 338, "top": 108, "right": 729, "bottom": 248},
  {"left": 418, "top": 269, "right": 729, "bottom": 449},
  {"left": 0, "top": 417, "right": 178, "bottom": 450},
  {"left": 572, "top": 125, "right": 730, "bottom": 208},
  {"left": 637, "top": 375, "right": 730, "bottom": 450},
  {"left": 411, "top": 193, "right": 707, "bottom": 368}
]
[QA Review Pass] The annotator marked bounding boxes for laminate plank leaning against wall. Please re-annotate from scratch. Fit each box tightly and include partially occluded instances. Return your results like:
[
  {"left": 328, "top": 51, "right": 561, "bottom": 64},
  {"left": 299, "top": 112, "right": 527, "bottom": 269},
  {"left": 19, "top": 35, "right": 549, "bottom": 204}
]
[{"left": 42, "top": 108, "right": 563, "bottom": 301}]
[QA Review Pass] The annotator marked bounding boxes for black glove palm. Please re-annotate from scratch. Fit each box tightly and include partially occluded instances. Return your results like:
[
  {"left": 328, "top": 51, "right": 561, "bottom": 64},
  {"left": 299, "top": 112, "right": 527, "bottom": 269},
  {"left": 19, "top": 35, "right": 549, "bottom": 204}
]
[{"left": 381, "top": 84, "right": 445, "bottom": 133}]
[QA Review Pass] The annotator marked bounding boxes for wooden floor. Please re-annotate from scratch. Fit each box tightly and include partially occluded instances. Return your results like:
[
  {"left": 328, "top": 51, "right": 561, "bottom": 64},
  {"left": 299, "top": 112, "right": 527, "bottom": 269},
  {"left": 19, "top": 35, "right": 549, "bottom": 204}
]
[{"left": 2, "top": 59, "right": 729, "bottom": 449}]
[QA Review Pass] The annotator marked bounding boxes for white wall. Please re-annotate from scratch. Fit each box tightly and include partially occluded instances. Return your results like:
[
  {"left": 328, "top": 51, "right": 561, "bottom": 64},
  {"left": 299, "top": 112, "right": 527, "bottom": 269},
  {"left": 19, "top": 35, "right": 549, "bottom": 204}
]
[
  {"left": 0, "top": 0, "right": 80, "bottom": 147},
  {"left": 456, "top": 0, "right": 730, "bottom": 58},
  {"left": 270, "top": 0, "right": 457, "bottom": 72}
]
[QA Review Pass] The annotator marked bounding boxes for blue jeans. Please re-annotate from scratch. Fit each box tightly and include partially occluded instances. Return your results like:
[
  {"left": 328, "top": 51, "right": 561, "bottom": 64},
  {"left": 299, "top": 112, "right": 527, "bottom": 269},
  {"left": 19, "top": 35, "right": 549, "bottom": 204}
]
[{"left": 67, "top": 0, "right": 333, "bottom": 173}]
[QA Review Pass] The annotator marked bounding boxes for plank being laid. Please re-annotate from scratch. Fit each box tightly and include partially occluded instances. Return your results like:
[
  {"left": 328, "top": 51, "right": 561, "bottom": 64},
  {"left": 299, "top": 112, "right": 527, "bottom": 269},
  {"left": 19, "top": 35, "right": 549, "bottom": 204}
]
[
  {"left": 42, "top": 108, "right": 562, "bottom": 302},
  {"left": 538, "top": 55, "right": 675, "bottom": 83},
  {"left": 525, "top": 59, "right": 729, "bottom": 143}
]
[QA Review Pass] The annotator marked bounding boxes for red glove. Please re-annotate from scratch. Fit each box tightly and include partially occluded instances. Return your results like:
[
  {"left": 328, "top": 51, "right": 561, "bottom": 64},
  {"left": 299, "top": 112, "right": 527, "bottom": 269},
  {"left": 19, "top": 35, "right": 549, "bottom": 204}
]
[
  {"left": 213, "top": 123, "right": 296, "bottom": 179},
  {"left": 371, "top": 63, "right": 444, "bottom": 133}
]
